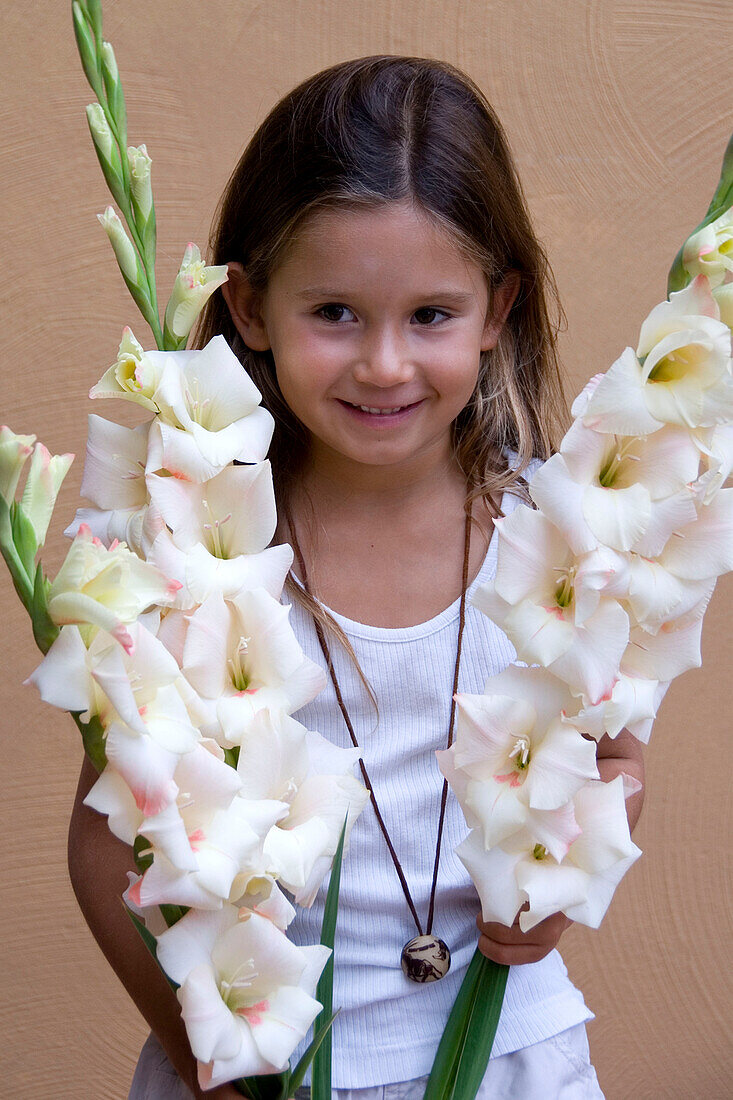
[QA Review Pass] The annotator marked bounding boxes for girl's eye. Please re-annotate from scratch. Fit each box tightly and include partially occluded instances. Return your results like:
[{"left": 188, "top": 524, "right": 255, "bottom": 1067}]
[
  {"left": 412, "top": 307, "right": 449, "bottom": 325},
  {"left": 317, "top": 303, "right": 355, "bottom": 323}
]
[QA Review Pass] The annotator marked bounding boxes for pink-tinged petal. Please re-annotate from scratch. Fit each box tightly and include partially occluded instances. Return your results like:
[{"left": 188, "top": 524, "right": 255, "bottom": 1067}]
[
  {"left": 104, "top": 722, "right": 180, "bottom": 816},
  {"left": 24, "top": 625, "right": 93, "bottom": 712},
  {"left": 206, "top": 462, "right": 277, "bottom": 556},
  {"left": 523, "top": 721, "right": 599, "bottom": 810},
  {"left": 456, "top": 830, "right": 525, "bottom": 928},
  {"left": 139, "top": 801, "right": 199, "bottom": 872},
  {"left": 661, "top": 489, "right": 733, "bottom": 579},
  {"left": 621, "top": 594, "right": 712, "bottom": 681},
  {"left": 570, "top": 776, "right": 642, "bottom": 876},
  {"left": 627, "top": 557, "right": 712, "bottom": 629},
  {"left": 251, "top": 986, "right": 323, "bottom": 1069},
  {"left": 567, "top": 674, "right": 660, "bottom": 741},
  {"left": 570, "top": 373, "right": 604, "bottom": 418},
  {"left": 582, "top": 347, "right": 663, "bottom": 435},
  {"left": 503, "top": 599, "right": 575, "bottom": 667},
  {"left": 525, "top": 802, "right": 582, "bottom": 864},
  {"left": 136, "top": 855, "right": 223, "bottom": 909},
  {"left": 211, "top": 912, "right": 307, "bottom": 997},
  {"left": 84, "top": 766, "right": 142, "bottom": 844},
  {"left": 582, "top": 482, "right": 651, "bottom": 552}
]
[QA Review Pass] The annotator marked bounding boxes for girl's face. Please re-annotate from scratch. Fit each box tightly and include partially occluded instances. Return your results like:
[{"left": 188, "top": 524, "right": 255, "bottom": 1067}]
[{"left": 225, "top": 201, "right": 517, "bottom": 479}]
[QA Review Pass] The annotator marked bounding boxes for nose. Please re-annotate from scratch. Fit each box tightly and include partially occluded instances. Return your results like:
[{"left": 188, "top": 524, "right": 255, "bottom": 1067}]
[{"left": 351, "top": 324, "right": 416, "bottom": 387}]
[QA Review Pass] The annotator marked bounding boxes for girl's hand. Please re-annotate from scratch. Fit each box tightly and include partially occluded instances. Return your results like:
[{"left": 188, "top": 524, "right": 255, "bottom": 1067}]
[{"left": 476, "top": 905, "right": 571, "bottom": 965}]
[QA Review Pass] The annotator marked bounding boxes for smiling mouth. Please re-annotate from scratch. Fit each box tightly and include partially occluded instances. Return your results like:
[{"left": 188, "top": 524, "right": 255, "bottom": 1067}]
[{"left": 339, "top": 399, "right": 422, "bottom": 415}]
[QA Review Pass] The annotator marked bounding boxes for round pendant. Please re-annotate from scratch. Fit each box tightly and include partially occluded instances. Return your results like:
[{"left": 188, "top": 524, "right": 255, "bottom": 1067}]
[{"left": 400, "top": 934, "right": 451, "bottom": 983}]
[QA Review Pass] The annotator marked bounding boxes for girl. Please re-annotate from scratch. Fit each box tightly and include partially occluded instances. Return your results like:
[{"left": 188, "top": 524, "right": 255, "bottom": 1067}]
[{"left": 69, "top": 55, "right": 644, "bottom": 1099}]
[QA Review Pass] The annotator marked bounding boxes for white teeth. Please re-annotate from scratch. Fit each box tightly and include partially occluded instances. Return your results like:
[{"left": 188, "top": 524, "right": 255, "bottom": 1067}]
[{"left": 357, "top": 405, "right": 405, "bottom": 414}]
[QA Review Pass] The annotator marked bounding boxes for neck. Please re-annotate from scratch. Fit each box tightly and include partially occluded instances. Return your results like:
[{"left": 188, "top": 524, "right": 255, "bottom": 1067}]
[{"left": 297, "top": 436, "right": 466, "bottom": 514}]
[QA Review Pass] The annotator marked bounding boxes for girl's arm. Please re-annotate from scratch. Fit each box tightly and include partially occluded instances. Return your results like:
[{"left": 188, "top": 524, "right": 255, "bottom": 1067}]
[
  {"left": 476, "top": 728, "right": 645, "bottom": 965},
  {"left": 68, "top": 755, "right": 242, "bottom": 1100}
]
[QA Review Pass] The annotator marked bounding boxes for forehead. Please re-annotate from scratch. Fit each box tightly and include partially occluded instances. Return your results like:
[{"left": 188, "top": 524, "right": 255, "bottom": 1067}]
[{"left": 271, "top": 200, "right": 487, "bottom": 300}]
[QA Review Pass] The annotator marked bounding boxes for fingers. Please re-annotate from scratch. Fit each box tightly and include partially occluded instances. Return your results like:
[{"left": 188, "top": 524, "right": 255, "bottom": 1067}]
[{"left": 476, "top": 908, "right": 572, "bottom": 966}]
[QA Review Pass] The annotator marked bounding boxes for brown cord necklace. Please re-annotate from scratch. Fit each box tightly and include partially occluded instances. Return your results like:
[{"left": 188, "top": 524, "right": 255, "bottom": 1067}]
[{"left": 284, "top": 500, "right": 472, "bottom": 984}]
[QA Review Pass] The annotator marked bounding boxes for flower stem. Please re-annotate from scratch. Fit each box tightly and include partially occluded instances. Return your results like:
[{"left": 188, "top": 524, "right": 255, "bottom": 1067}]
[{"left": 423, "top": 950, "right": 509, "bottom": 1099}]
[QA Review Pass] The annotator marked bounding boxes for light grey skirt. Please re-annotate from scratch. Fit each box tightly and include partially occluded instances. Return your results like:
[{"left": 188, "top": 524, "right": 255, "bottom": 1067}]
[{"left": 128, "top": 1023, "right": 604, "bottom": 1098}]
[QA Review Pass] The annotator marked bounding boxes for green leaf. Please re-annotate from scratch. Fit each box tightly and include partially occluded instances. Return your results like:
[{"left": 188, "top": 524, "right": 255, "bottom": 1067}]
[
  {"left": 159, "top": 903, "right": 188, "bottom": 928},
  {"left": 133, "top": 834, "right": 154, "bottom": 874},
  {"left": 234, "top": 1070, "right": 291, "bottom": 1100},
  {"left": 10, "top": 502, "right": 38, "bottom": 576},
  {"left": 72, "top": 712, "right": 107, "bottom": 774},
  {"left": 311, "top": 816, "right": 347, "bottom": 1100},
  {"left": 0, "top": 494, "right": 33, "bottom": 610},
  {"left": 289, "top": 1010, "right": 340, "bottom": 1093},
  {"left": 30, "top": 561, "right": 59, "bottom": 655},
  {"left": 423, "top": 949, "right": 509, "bottom": 1099},
  {"left": 125, "top": 904, "right": 179, "bottom": 993}
]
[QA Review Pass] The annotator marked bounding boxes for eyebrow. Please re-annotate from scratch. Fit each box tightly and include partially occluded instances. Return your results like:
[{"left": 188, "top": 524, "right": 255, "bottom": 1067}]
[{"left": 294, "top": 287, "right": 477, "bottom": 303}]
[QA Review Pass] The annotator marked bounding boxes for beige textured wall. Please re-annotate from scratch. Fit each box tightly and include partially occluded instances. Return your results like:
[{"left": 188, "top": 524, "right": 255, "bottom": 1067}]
[{"left": 1, "top": 2, "right": 731, "bottom": 1097}]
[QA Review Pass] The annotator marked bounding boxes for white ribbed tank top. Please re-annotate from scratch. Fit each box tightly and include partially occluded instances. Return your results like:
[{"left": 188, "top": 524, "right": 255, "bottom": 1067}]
[{"left": 285, "top": 471, "right": 592, "bottom": 1088}]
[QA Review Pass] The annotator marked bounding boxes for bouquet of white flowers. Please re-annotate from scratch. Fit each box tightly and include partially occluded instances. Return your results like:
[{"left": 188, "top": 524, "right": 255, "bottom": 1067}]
[{"left": 1, "top": 4, "right": 731, "bottom": 1098}]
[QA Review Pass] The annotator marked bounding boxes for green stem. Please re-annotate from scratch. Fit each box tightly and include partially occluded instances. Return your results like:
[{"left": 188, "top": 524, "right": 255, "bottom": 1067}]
[{"left": 424, "top": 950, "right": 509, "bottom": 1100}]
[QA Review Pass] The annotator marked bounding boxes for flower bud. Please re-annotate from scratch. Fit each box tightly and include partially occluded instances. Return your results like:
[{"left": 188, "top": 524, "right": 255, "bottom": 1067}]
[
  {"left": 20, "top": 443, "right": 74, "bottom": 548},
  {"left": 100, "top": 40, "right": 118, "bottom": 84},
  {"left": 163, "top": 243, "right": 228, "bottom": 347},
  {"left": 97, "top": 206, "right": 140, "bottom": 285},
  {"left": 682, "top": 205, "right": 733, "bottom": 288},
  {"left": 128, "top": 144, "right": 153, "bottom": 222},
  {"left": 89, "top": 326, "right": 162, "bottom": 411},
  {"left": 0, "top": 426, "right": 36, "bottom": 504}
]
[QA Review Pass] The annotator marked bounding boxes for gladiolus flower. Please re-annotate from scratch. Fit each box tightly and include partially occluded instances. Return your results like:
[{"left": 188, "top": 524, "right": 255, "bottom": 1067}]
[
  {"left": 682, "top": 206, "right": 733, "bottom": 287},
  {"left": 163, "top": 243, "right": 228, "bottom": 346},
  {"left": 90, "top": 327, "right": 163, "bottom": 411},
  {"left": 47, "top": 524, "right": 181, "bottom": 653},
  {"left": 155, "top": 906, "right": 330, "bottom": 1087}
]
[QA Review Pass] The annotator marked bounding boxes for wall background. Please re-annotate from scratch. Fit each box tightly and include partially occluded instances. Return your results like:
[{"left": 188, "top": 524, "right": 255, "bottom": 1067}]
[{"left": 1, "top": 1, "right": 731, "bottom": 1097}]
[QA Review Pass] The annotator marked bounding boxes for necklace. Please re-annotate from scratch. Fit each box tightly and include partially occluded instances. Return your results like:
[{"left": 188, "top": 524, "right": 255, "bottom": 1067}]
[{"left": 285, "top": 500, "right": 473, "bottom": 984}]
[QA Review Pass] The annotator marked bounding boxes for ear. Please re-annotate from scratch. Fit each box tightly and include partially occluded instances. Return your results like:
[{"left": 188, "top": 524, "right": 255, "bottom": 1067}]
[
  {"left": 481, "top": 271, "right": 521, "bottom": 351},
  {"left": 221, "top": 262, "right": 271, "bottom": 351}
]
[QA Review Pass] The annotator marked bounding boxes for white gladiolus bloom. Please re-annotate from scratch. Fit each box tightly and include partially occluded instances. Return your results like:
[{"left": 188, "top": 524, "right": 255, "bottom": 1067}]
[
  {"left": 65, "top": 415, "right": 163, "bottom": 557},
  {"left": 458, "top": 775, "right": 641, "bottom": 932},
  {"left": 150, "top": 531, "right": 293, "bottom": 607},
  {"left": 564, "top": 674, "right": 666, "bottom": 743},
  {"left": 621, "top": 590, "right": 714, "bottom": 682},
  {"left": 143, "top": 337, "right": 274, "bottom": 480},
  {"left": 529, "top": 421, "right": 699, "bottom": 555},
  {"left": 89, "top": 327, "right": 163, "bottom": 411},
  {"left": 579, "top": 278, "right": 733, "bottom": 435},
  {"left": 692, "top": 423, "right": 733, "bottom": 503},
  {"left": 235, "top": 709, "right": 369, "bottom": 906},
  {"left": 473, "top": 507, "right": 629, "bottom": 703},
  {"left": 47, "top": 524, "right": 181, "bottom": 653},
  {"left": 182, "top": 590, "right": 327, "bottom": 747},
  {"left": 163, "top": 243, "right": 229, "bottom": 344},
  {"left": 155, "top": 906, "right": 330, "bottom": 1087},
  {"left": 437, "top": 666, "right": 598, "bottom": 850},
  {"left": 97, "top": 741, "right": 287, "bottom": 910}
]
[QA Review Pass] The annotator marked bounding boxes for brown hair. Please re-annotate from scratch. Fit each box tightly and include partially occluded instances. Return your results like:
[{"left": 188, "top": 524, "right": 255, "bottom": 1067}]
[{"left": 194, "top": 55, "right": 567, "bottom": 652}]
